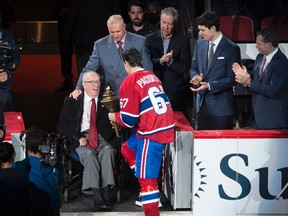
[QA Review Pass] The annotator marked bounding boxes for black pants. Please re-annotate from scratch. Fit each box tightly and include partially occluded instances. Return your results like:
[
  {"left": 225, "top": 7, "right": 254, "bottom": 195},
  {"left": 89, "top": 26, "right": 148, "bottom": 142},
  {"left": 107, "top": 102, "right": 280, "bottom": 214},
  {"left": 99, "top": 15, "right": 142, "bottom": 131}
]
[{"left": 198, "top": 101, "right": 234, "bottom": 130}]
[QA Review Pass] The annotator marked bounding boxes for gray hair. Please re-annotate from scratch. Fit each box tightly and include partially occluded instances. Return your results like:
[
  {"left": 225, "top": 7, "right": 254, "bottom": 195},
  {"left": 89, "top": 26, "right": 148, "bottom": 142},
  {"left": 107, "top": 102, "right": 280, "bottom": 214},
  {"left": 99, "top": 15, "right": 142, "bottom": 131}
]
[
  {"left": 107, "top": 14, "right": 124, "bottom": 26},
  {"left": 161, "top": 7, "right": 178, "bottom": 24}
]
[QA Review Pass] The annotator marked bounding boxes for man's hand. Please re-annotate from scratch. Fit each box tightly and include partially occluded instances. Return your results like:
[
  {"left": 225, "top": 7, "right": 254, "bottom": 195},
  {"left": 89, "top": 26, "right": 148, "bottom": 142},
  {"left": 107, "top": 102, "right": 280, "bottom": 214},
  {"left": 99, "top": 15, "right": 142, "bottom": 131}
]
[
  {"left": 190, "top": 81, "right": 209, "bottom": 92},
  {"left": 108, "top": 112, "right": 116, "bottom": 122},
  {"left": 160, "top": 50, "right": 173, "bottom": 64},
  {"left": 69, "top": 89, "right": 82, "bottom": 99},
  {"left": 0, "top": 70, "right": 8, "bottom": 82},
  {"left": 232, "top": 62, "right": 251, "bottom": 85},
  {"left": 79, "top": 137, "right": 87, "bottom": 146},
  {"left": 189, "top": 74, "right": 203, "bottom": 86}
]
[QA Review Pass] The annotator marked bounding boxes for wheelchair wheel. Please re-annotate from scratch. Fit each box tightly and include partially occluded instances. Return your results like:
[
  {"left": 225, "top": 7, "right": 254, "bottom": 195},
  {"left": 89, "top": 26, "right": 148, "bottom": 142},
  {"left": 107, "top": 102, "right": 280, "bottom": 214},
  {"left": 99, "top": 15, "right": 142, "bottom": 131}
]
[{"left": 63, "top": 188, "right": 70, "bottom": 203}]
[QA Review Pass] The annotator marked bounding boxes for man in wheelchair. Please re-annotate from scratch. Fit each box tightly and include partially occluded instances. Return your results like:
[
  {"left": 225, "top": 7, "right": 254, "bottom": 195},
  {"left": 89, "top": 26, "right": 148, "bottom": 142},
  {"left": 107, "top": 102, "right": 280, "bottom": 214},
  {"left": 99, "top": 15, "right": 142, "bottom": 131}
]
[{"left": 57, "top": 71, "right": 120, "bottom": 211}]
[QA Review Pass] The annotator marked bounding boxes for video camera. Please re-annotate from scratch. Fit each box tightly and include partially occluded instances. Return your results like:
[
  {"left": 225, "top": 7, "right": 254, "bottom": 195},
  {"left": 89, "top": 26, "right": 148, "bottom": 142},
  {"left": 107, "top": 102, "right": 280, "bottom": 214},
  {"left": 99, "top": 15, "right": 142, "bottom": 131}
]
[
  {"left": 0, "top": 41, "right": 20, "bottom": 71},
  {"left": 39, "top": 133, "right": 65, "bottom": 167},
  {"left": 20, "top": 128, "right": 66, "bottom": 167}
]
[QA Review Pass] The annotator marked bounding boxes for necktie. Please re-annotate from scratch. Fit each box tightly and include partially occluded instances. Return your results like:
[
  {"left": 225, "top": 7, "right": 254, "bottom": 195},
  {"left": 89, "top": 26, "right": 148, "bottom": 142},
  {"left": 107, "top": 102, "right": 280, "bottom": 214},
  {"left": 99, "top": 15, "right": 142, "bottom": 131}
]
[
  {"left": 258, "top": 56, "right": 267, "bottom": 80},
  {"left": 88, "top": 98, "right": 98, "bottom": 148},
  {"left": 117, "top": 41, "right": 123, "bottom": 57},
  {"left": 207, "top": 42, "right": 215, "bottom": 67}
]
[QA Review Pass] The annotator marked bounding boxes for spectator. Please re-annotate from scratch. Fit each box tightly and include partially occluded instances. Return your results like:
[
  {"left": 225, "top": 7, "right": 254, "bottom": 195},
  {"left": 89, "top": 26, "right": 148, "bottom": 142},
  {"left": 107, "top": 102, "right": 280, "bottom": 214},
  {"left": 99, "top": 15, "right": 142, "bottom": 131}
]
[
  {"left": 70, "top": 14, "right": 152, "bottom": 99},
  {"left": 189, "top": 11, "right": 241, "bottom": 130},
  {"left": 63, "top": 0, "right": 122, "bottom": 76},
  {"left": 145, "top": 7, "right": 192, "bottom": 119},
  {"left": 14, "top": 127, "right": 62, "bottom": 216},
  {"left": 108, "top": 47, "right": 175, "bottom": 216},
  {"left": 52, "top": 0, "right": 74, "bottom": 92},
  {"left": 0, "top": 142, "right": 32, "bottom": 216},
  {"left": 126, "top": 0, "right": 158, "bottom": 36},
  {"left": 0, "top": 27, "right": 20, "bottom": 111},
  {"left": 232, "top": 28, "right": 288, "bottom": 129},
  {"left": 146, "top": 0, "right": 163, "bottom": 27},
  {"left": 57, "top": 71, "right": 120, "bottom": 210}
]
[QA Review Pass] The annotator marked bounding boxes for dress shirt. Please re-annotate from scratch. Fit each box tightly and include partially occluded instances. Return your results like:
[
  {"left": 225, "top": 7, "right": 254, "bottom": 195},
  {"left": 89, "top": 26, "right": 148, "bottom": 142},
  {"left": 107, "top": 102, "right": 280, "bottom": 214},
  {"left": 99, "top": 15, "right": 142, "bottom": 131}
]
[
  {"left": 161, "top": 33, "right": 172, "bottom": 54},
  {"left": 115, "top": 32, "right": 126, "bottom": 50},
  {"left": 208, "top": 33, "right": 222, "bottom": 58},
  {"left": 81, "top": 92, "right": 98, "bottom": 132},
  {"left": 263, "top": 47, "right": 278, "bottom": 71},
  {"left": 161, "top": 33, "right": 173, "bottom": 66},
  {"left": 207, "top": 33, "right": 223, "bottom": 90}
]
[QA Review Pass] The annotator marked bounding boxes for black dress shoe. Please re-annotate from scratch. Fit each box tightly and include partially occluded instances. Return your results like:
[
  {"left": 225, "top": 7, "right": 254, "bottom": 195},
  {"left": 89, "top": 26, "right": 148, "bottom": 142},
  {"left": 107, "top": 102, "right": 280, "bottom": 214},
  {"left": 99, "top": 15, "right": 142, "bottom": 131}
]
[
  {"left": 102, "top": 186, "right": 112, "bottom": 209},
  {"left": 93, "top": 199, "right": 107, "bottom": 211},
  {"left": 55, "top": 81, "right": 73, "bottom": 92}
]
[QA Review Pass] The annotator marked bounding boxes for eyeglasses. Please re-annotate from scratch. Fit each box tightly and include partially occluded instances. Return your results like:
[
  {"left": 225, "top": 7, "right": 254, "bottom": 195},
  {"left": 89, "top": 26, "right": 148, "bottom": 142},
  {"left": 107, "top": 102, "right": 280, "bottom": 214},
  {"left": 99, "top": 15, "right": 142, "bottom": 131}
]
[{"left": 83, "top": 80, "right": 100, "bottom": 86}]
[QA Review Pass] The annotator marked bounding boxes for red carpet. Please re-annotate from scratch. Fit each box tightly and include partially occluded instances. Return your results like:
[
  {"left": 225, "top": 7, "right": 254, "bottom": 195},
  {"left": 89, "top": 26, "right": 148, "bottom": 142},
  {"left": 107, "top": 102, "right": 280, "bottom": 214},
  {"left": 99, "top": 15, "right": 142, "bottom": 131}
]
[{"left": 12, "top": 54, "right": 78, "bottom": 93}]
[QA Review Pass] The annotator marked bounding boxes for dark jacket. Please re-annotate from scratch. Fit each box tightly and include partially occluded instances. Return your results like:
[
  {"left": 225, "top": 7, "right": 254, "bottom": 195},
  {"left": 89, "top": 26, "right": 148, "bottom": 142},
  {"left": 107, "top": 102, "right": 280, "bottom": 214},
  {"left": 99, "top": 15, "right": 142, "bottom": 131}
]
[{"left": 57, "top": 93, "right": 119, "bottom": 151}]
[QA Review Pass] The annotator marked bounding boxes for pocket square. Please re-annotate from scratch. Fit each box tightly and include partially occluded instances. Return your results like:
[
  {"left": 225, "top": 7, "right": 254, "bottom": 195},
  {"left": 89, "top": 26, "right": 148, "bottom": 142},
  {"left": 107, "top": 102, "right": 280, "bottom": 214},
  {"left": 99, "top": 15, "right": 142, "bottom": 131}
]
[{"left": 217, "top": 56, "right": 225, "bottom": 59}]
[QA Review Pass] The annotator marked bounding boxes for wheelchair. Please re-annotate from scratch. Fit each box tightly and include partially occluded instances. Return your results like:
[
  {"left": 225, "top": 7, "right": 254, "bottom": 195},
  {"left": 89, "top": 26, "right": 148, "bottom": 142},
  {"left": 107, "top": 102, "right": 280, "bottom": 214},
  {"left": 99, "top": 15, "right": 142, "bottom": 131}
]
[
  {"left": 61, "top": 139, "right": 125, "bottom": 204},
  {"left": 62, "top": 150, "right": 84, "bottom": 203}
]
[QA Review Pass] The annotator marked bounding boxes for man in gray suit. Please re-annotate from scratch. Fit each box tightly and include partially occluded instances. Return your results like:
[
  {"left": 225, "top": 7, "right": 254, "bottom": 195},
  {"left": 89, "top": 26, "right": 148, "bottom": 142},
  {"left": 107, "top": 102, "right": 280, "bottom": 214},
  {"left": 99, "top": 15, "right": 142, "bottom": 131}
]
[
  {"left": 58, "top": 71, "right": 120, "bottom": 210},
  {"left": 232, "top": 28, "right": 288, "bottom": 129},
  {"left": 70, "top": 14, "right": 152, "bottom": 98},
  {"left": 190, "top": 11, "right": 241, "bottom": 130}
]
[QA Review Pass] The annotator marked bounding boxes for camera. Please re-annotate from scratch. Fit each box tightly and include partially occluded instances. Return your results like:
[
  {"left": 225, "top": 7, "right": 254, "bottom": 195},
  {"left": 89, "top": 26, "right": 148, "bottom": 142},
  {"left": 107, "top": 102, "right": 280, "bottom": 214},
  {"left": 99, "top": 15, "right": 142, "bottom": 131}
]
[
  {"left": 39, "top": 133, "right": 65, "bottom": 167},
  {"left": 20, "top": 128, "right": 66, "bottom": 167},
  {"left": 0, "top": 41, "right": 20, "bottom": 71}
]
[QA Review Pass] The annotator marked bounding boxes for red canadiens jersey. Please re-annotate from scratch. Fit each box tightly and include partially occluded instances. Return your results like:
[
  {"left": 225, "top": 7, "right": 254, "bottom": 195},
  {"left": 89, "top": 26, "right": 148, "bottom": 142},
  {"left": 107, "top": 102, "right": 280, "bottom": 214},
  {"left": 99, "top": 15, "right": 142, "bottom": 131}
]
[{"left": 115, "top": 69, "right": 175, "bottom": 144}]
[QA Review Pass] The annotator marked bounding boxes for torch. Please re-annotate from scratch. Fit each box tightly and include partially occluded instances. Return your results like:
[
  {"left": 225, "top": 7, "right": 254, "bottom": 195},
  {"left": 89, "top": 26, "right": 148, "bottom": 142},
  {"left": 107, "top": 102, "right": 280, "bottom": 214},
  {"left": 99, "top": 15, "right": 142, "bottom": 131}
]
[{"left": 101, "top": 86, "right": 121, "bottom": 137}]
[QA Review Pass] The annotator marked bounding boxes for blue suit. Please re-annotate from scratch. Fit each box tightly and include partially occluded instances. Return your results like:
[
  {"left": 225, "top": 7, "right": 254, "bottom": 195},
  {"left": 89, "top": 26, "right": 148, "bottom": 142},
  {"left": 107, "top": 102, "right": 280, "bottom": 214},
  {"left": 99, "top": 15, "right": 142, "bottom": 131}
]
[
  {"left": 76, "top": 32, "right": 152, "bottom": 96},
  {"left": 190, "top": 36, "right": 241, "bottom": 129},
  {"left": 250, "top": 49, "right": 288, "bottom": 129}
]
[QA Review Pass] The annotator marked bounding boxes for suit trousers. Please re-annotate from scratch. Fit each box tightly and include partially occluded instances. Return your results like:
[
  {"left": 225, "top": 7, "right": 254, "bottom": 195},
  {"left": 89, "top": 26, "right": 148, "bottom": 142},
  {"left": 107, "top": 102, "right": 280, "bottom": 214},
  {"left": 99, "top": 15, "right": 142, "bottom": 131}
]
[
  {"left": 198, "top": 100, "right": 235, "bottom": 130},
  {"left": 76, "top": 133, "right": 116, "bottom": 190}
]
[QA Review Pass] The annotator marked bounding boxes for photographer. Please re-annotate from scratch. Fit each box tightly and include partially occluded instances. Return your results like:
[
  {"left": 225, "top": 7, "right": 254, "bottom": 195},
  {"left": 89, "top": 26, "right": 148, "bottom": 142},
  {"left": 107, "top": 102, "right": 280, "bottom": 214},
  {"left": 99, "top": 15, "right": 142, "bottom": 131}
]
[
  {"left": 0, "top": 27, "right": 20, "bottom": 112},
  {"left": 14, "top": 127, "right": 63, "bottom": 216}
]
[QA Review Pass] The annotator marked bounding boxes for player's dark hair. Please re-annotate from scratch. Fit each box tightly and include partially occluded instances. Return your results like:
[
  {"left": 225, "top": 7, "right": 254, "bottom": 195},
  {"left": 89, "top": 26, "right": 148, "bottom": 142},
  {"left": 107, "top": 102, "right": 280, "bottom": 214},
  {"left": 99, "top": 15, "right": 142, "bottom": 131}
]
[{"left": 122, "top": 47, "right": 142, "bottom": 67}]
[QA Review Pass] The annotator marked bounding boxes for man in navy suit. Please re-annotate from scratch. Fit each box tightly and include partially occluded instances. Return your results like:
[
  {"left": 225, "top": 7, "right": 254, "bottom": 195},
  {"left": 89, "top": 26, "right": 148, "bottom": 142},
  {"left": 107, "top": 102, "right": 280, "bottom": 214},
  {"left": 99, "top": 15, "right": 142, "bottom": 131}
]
[
  {"left": 190, "top": 11, "right": 241, "bottom": 130},
  {"left": 145, "top": 7, "right": 192, "bottom": 118},
  {"left": 232, "top": 28, "right": 288, "bottom": 129},
  {"left": 70, "top": 14, "right": 152, "bottom": 99}
]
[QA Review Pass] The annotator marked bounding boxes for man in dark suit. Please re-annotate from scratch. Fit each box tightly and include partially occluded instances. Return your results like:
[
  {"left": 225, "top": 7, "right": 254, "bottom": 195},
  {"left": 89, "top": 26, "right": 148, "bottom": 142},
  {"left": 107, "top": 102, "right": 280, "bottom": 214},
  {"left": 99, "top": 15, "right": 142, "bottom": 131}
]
[
  {"left": 52, "top": 0, "right": 74, "bottom": 92},
  {"left": 190, "top": 11, "right": 241, "bottom": 130},
  {"left": 232, "top": 28, "right": 288, "bottom": 129},
  {"left": 63, "top": 0, "right": 122, "bottom": 76},
  {"left": 70, "top": 14, "right": 152, "bottom": 98},
  {"left": 57, "top": 71, "right": 120, "bottom": 210},
  {"left": 145, "top": 7, "right": 192, "bottom": 117}
]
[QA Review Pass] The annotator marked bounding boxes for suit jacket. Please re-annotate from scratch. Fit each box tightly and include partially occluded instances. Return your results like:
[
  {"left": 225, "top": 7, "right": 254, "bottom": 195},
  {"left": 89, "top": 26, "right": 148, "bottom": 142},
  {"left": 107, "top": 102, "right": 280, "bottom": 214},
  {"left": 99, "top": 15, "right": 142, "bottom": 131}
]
[
  {"left": 190, "top": 36, "right": 241, "bottom": 116},
  {"left": 57, "top": 93, "right": 119, "bottom": 151},
  {"left": 145, "top": 30, "right": 191, "bottom": 111},
  {"left": 250, "top": 50, "right": 288, "bottom": 129},
  {"left": 76, "top": 32, "right": 153, "bottom": 96}
]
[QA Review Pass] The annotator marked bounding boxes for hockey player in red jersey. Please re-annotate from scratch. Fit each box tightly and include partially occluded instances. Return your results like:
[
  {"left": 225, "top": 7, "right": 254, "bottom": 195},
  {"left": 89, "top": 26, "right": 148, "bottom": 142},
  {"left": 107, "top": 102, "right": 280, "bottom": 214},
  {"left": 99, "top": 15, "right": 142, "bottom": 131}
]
[{"left": 108, "top": 47, "right": 175, "bottom": 216}]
